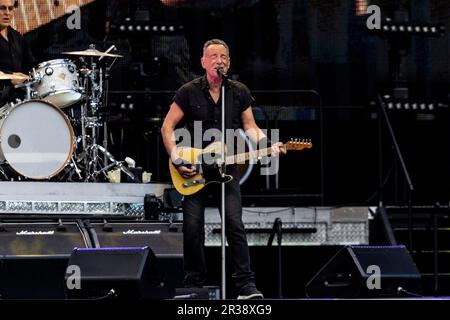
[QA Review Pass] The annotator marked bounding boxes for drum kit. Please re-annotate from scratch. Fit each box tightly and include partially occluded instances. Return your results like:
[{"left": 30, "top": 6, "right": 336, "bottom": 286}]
[{"left": 0, "top": 44, "right": 137, "bottom": 182}]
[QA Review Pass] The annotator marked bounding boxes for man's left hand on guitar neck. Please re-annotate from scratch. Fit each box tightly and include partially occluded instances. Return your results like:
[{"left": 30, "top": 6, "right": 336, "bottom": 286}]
[{"left": 271, "top": 142, "right": 287, "bottom": 157}]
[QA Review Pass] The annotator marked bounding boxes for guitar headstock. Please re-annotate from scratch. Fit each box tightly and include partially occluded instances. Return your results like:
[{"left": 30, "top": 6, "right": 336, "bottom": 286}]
[{"left": 284, "top": 138, "right": 313, "bottom": 151}]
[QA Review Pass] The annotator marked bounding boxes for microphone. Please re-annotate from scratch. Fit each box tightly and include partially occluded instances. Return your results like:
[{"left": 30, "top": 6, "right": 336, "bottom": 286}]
[{"left": 216, "top": 67, "right": 228, "bottom": 79}]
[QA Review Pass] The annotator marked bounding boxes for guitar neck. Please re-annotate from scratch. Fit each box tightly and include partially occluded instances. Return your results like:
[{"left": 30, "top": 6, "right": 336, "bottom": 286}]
[
  {"left": 13, "top": 0, "right": 95, "bottom": 34},
  {"left": 225, "top": 146, "right": 273, "bottom": 165}
]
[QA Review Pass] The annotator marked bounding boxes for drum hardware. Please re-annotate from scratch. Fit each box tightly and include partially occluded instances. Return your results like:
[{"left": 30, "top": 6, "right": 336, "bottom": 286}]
[
  {"left": 62, "top": 44, "right": 137, "bottom": 182},
  {"left": 0, "top": 166, "right": 8, "bottom": 180},
  {"left": 57, "top": 156, "right": 83, "bottom": 182},
  {"left": 14, "top": 78, "right": 39, "bottom": 101}
]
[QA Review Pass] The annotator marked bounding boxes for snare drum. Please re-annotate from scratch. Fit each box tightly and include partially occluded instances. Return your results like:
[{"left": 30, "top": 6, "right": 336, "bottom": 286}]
[
  {"left": 31, "top": 59, "right": 82, "bottom": 108},
  {"left": 0, "top": 100, "right": 74, "bottom": 179}
]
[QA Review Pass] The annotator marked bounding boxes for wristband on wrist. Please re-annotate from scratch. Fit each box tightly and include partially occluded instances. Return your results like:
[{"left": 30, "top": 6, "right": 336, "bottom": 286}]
[{"left": 172, "top": 158, "right": 192, "bottom": 168}]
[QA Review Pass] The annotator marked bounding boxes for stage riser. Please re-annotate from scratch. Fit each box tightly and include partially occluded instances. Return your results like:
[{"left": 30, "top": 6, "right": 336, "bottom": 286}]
[
  {"left": 0, "top": 182, "right": 169, "bottom": 216},
  {"left": 205, "top": 207, "right": 370, "bottom": 246}
]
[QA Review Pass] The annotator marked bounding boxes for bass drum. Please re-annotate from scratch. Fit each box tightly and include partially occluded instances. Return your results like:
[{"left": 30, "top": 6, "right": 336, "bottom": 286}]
[{"left": 0, "top": 100, "right": 74, "bottom": 179}]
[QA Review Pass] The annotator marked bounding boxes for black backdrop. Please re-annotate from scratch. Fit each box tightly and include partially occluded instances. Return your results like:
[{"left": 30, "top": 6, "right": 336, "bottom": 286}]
[{"left": 18, "top": 0, "right": 450, "bottom": 206}]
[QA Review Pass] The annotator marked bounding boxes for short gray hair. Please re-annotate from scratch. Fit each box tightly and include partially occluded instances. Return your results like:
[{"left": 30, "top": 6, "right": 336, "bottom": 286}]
[{"left": 202, "top": 39, "right": 229, "bottom": 56}]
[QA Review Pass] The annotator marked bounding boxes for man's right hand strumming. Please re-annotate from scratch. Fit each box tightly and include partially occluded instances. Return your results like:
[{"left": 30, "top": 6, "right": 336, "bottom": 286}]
[{"left": 172, "top": 158, "right": 197, "bottom": 178}]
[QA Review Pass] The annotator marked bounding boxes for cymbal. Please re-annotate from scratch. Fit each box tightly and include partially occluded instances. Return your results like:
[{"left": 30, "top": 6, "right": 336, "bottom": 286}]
[
  {"left": 62, "top": 48, "right": 123, "bottom": 58},
  {"left": 0, "top": 71, "right": 30, "bottom": 81}
]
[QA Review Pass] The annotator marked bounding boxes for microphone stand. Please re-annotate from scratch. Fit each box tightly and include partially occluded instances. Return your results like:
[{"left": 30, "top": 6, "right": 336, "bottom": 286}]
[
  {"left": 219, "top": 69, "right": 227, "bottom": 300},
  {"left": 377, "top": 94, "right": 414, "bottom": 250}
]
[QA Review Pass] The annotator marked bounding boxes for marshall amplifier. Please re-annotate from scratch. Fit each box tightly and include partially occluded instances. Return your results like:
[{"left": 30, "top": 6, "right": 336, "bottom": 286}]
[
  {"left": 87, "top": 222, "right": 183, "bottom": 257},
  {"left": 0, "top": 220, "right": 91, "bottom": 299},
  {"left": 87, "top": 221, "right": 184, "bottom": 290},
  {"left": 0, "top": 221, "right": 92, "bottom": 255}
]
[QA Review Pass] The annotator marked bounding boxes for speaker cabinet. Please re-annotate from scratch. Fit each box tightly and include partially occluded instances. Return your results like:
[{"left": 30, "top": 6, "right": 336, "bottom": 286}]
[
  {"left": 88, "top": 222, "right": 183, "bottom": 257},
  {"left": 87, "top": 222, "right": 184, "bottom": 290},
  {"left": 0, "top": 256, "right": 69, "bottom": 299},
  {"left": 0, "top": 221, "right": 91, "bottom": 255},
  {"left": 65, "top": 247, "right": 172, "bottom": 300},
  {"left": 305, "top": 245, "right": 422, "bottom": 298}
]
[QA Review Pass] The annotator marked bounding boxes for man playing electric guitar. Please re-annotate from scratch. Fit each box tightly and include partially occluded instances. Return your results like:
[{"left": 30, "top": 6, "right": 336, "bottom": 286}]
[{"left": 161, "top": 39, "right": 286, "bottom": 299}]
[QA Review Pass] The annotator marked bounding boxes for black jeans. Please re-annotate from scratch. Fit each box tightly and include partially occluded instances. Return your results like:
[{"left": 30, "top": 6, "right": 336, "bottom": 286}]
[{"left": 182, "top": 167, "right": 255, "bottom": 291}]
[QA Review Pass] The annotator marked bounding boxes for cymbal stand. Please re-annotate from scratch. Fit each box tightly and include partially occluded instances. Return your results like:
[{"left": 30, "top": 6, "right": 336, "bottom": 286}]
[
  {"left": 76, "top": 50, "right": 136, "bottom": 182},
  {"left": 101, "top": 55, "right": 118, "bottom": 166}
]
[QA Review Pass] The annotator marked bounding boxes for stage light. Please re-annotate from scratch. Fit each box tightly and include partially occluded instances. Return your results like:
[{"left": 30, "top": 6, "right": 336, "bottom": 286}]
[
  {"left": 369, "top": 21, "right": 445, "bottom": 37},
  {"left": 110, "top": 21, "right": 184, "bottom": 35},
  {"left": 378, "top": 98, "right": 447, "bottom": 112}
]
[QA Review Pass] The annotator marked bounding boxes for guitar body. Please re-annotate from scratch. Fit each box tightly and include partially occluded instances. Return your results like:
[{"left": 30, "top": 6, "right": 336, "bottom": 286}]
[{"left": 169, "top": 142, "right": 233, "bottom": 196}]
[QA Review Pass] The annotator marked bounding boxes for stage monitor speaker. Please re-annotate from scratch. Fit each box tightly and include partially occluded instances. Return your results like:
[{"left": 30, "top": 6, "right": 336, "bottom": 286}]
[
  {"left": 65, "top": 247, "right": 172, "bottom": 300},
  {"left": 87, "top": 222, "right": 184, "bottom": 290},
  {"left": 0, "top": 221, "right": 91, "bottom": 255},
  {"left": 305, "top": 245, "right": 422, "bottom": 298}
]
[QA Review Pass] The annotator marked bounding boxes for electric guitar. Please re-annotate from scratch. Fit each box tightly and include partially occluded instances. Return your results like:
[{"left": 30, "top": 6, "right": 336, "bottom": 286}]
[{"left": 169, "top": 139, "right": 313, "bottom": 196}]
